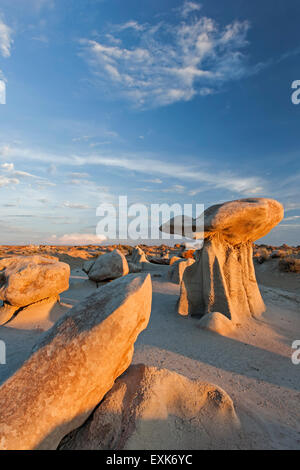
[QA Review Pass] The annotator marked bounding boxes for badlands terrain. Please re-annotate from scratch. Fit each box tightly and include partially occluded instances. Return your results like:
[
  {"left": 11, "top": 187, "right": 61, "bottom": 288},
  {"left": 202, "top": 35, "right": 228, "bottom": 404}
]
[{"left": 0, "top": 239, "right": 299, "bottom": 450}]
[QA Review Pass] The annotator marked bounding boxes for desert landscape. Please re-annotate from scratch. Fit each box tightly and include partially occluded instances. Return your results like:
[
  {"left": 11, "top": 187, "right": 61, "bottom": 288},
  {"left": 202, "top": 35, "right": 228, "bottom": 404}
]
[
  {"left": 0, "top": 0, "right": 299, "bottom": 454},
  {"left": 0, "top": 197, "right": 299, "bottom": 450}
]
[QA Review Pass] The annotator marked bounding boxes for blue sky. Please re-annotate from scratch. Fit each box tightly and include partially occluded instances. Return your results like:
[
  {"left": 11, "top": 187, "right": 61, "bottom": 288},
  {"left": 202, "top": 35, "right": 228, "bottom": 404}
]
[{"left": 0, "top": 0, "right": 299, "bottom": 245}]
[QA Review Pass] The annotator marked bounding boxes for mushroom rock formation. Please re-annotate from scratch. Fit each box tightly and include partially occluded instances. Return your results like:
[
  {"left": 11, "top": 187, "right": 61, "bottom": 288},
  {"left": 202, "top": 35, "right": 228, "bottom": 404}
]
[
  {"left": 0, "top": 256, "right": 70, "bottom": 325},
  {"left": 160, "top": 198, "right": 284, "bottom": 323},
  {"left": 0, "top": 274, "right": 152, "bottom": 450},
  {"left": 59, "top": 364, "right": 240, "bottom": 450}
]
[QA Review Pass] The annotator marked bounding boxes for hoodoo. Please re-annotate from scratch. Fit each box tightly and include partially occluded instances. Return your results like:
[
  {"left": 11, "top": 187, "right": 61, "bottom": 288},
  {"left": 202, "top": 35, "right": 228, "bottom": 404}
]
[{"left": 161, "top": 198, "right": 284, "bottom": 323}]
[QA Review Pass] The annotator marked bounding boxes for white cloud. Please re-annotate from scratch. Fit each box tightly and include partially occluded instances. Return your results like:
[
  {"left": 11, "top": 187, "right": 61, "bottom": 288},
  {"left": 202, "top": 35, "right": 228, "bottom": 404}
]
[
  {"left": 0, "top": 175, "right": 19, "bottom": 187},
  {"left": 0, "top": 143, "right": 265, "bottom": 195},
  {"left": 144, "top": 178, "right": 163, "bottom": 184},
  {"left": 1, "top": 162, "right": 44, "bottom": 180},
  {"left": 62, "top": 201, "right": 90, "bottom": 210},
  {"left": 79, "top": 6, "right": 250, "bottom": 107},
  {"left": 0, "top": 17, "right": 13, "bottom": 58},
  {"left": 181, "top": 1, "right": 202, "bottom": 18},
  {"left": 49, "top": 233, "right": 106, "bottom": 245},
  {"left": 162, "top": 184, "right": 185, "bottom": 193},
  {"left": 116, "top": 21, "right": 145, "bottom": 32}
]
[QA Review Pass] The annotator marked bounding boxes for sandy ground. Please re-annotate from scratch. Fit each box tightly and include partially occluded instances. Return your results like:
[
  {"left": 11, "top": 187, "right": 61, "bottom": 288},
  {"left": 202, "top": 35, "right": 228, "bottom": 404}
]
[{"left": 0, "top": 258, "right": 299, "bottom": 449}]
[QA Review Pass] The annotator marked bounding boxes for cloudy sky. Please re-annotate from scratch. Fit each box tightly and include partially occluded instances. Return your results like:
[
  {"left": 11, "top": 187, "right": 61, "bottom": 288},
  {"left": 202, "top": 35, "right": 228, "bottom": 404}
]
[{"left": 0, "top": 0, "right": 299, "bottom": 245}]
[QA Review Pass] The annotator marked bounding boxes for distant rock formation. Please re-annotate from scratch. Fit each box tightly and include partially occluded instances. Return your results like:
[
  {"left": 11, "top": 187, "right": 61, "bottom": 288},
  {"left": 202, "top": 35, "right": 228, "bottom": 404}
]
[
  {"left": 0, "top": 256, "right": 70, "bottom": 325},
  {"left": 161, "top": 198, "right": 284, "bottom": 323},
  {"left": 87, "top": 249, "right": 129, "bottom": 282},
  {"left": 0, "top": 274, "right": 152, "bottom": 450},
  {"left": 131, "top": 246, "right": 149, "bottom": 264},
  {"left": 128, "top": 246, "right": 149, "bottom": 273},
  {"left": 59, "top": 364, "right": 240, "bottom": 450}
]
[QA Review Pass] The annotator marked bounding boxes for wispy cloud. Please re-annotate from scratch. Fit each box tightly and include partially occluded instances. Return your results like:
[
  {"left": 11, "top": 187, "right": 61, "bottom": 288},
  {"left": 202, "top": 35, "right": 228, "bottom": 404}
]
[
  {"left": 1, "top": 162, "right": 43, "bottom": 180},
  {"left": 180, "top": 1, "right": 202, "bottom": 18},
  {"left": 61, "top": 201, "right": 90, "bottom": 210},
  {"left": 143, "top": 178, "right": 163, "bottom": 184},
  {"left": 0, "top": 175, "right": 19, "bottom": 187},
  {"left": 79, "top": 2, "right": 251, "bottom": 108},
  {"left": 0, "top": 15, "right": 13, "bottom": 58},
  {"left": 115, "top": 20, "right": 145, "bottom": 32},
  {"left": 0, "top": 143, "right": 265, "bottom": 195}
]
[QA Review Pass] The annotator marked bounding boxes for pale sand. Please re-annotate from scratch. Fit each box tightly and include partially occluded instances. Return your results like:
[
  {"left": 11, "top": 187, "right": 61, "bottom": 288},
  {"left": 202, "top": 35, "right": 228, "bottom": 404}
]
[{"left": 0, "top": 261, "right": 299, "bottom": 449}]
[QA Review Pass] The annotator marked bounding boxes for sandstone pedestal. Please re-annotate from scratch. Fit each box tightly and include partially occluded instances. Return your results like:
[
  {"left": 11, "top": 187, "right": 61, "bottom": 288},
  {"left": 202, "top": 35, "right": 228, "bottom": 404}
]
[{"left": 161, "top": 198, "right": 284, "bottom": 323}]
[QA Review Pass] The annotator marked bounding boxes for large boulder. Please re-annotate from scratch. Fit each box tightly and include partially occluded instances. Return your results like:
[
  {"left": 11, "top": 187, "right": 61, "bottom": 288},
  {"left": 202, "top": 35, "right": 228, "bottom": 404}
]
[
  {"left": 0, "top": 256, "right": 70, "bottom": 324},
  {"left": 168, "top": 258, "right": 195, "bottom": 284},
  {"left": 0, "top": 274, "right": 152, "bottom": 450},
  {"left": 88, "top": 249, "right": 129, "bottom": 282},
  {"left": 59, "top": 365, "right": 241, "bottom": 450},
  {"left": 161, "top": 198, "right": 284, "bottom": 324}
]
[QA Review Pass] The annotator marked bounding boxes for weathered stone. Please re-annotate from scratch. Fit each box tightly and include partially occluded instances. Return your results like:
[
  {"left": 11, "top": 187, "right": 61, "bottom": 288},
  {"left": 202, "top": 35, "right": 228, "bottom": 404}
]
[
  {"left": 161, "top": 198, "right": 284, "bottom": 323},
  {"left": 168, "top": 258, "right": 195, "bottom": 284},
  {"left": 128, "top": 261, "right": 142, "bottom": 273},
  {"left": 0, "top": 303, "right": 18, "bottom": 325},
  {"left": 0, "top": 274, "right": 152, "bottom": 450},
  {"left": 59, "top": 364, "right": 240, "bottom": 450},
  {"left": 200, "top": 198, "right": 284, "bottom": 245},
  {"left": 88, "top": 249, "right": 129, "bottom": 282},
  {"left": 131, "top": 246, "right": 149, "bottom": 264},
  {"left": 0, "top": 256, "right": 70, "bottom": 308},
  {"left": 82, "top": 258, "right": 96, "bottom": 274},
  {"left": 198, "top": 312, "right": 235, "bottom": 336}
]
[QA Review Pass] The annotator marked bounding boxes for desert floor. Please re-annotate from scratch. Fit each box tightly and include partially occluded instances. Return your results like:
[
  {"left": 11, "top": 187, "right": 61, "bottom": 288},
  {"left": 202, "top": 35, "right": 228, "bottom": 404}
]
[{"left": 0, "top": 248, "right": 299, "bottom": 450}]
